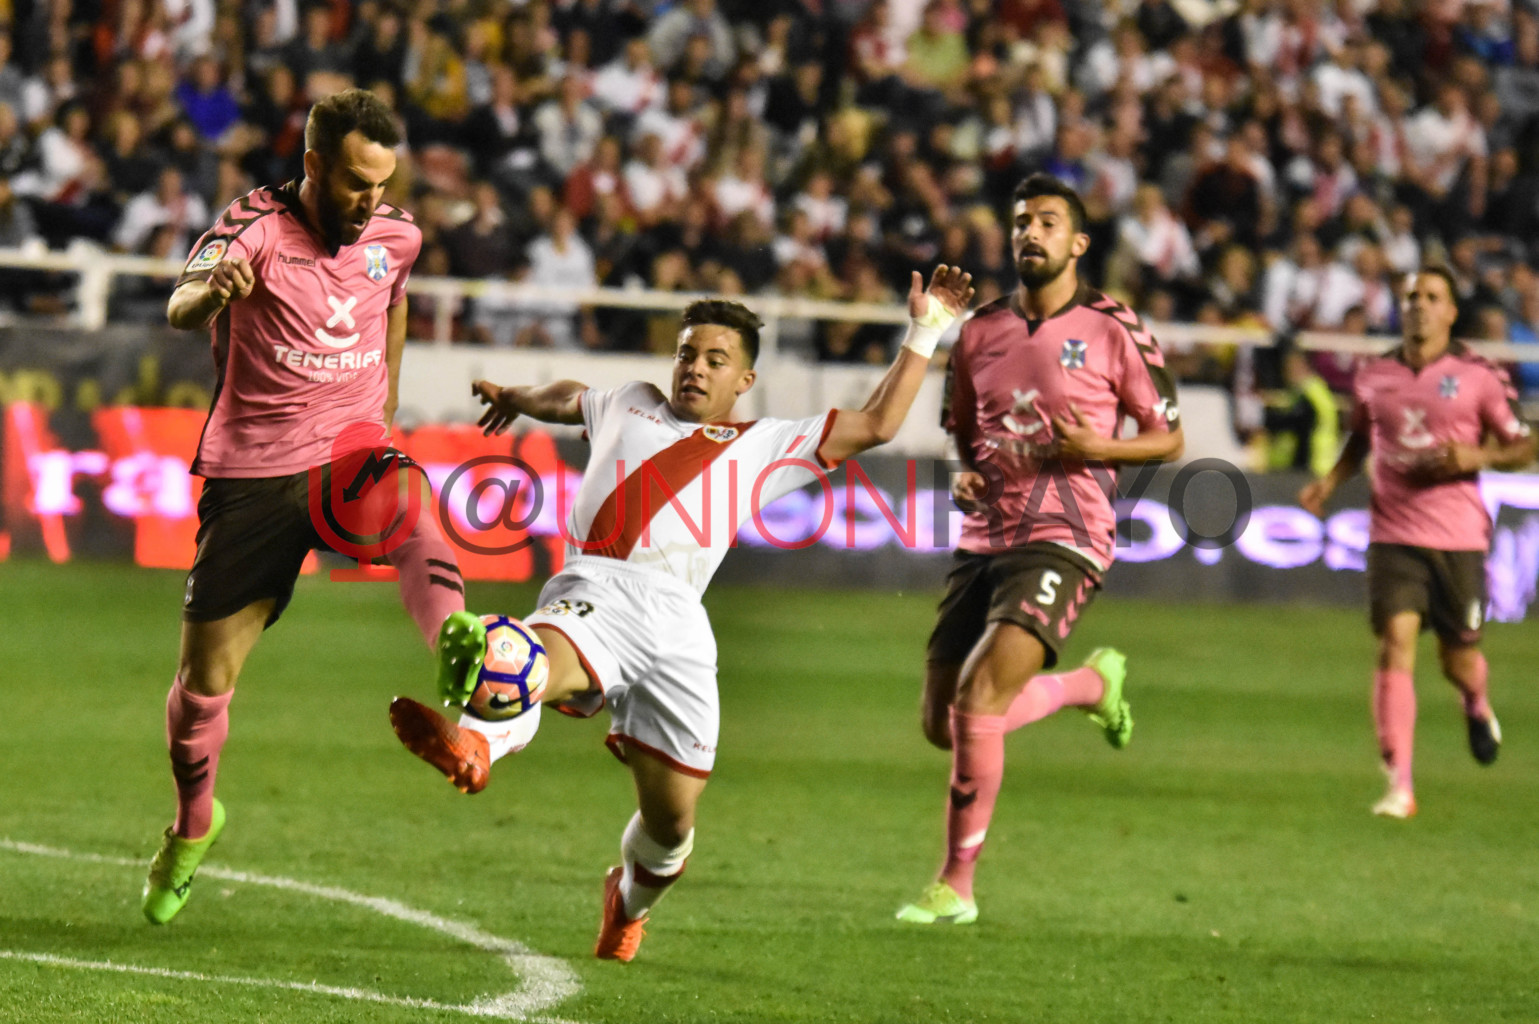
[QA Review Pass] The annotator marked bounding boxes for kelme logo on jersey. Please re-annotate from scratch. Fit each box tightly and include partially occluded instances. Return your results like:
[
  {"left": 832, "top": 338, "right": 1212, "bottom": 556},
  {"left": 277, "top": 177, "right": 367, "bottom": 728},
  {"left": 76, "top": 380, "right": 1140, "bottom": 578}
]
[
  {"left": 1440, "top": 375, "right": 1459, "bottom": 399},
  {"left": 1059, "top": 338, "right": 1087, "bottom": 370},
  {"left": 364, "top": 244, "right": 388, "bottom": 282},
  {"left": 702, "top": 425, "right": 739, "bottom": 443},
  {"left": 187, "top": 239, "right": 226, "bottom": 272}
]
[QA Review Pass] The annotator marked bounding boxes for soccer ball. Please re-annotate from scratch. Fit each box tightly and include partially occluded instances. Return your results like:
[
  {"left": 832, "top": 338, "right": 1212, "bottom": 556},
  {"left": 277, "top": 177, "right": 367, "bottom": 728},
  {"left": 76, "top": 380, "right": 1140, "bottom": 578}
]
[{"left": 467, "top": 615, "right": 549, "bottom": 721}]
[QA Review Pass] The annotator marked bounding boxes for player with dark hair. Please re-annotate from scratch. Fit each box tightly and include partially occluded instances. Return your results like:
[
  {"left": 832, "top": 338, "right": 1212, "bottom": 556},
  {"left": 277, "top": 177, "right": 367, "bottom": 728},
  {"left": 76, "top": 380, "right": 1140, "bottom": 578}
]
[
  {"left": 141, "top": 89, "right": 470, "bottom": 923},
  {"left": 897, "top": 173, "right": 1185, "bottom": 925},
  {"left": 389, "top": 269, "right": 975, "bottom": 961},
  {"left": 1300, "top": 266, "right": 1535, "bottom": 818}
]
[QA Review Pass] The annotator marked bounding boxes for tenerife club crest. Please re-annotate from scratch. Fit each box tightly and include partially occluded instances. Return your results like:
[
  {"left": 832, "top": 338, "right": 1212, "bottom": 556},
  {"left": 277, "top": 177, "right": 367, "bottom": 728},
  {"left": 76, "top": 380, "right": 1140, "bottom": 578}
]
[
  {"left": 1060, "top": 338, "right": 1088, "bottom": 370},
  {"left": 364, "top": 244, "right": 388, "bottom": 282},
  {"left": 1439, "top": 375, "right": 1459, "bottom": 399}
]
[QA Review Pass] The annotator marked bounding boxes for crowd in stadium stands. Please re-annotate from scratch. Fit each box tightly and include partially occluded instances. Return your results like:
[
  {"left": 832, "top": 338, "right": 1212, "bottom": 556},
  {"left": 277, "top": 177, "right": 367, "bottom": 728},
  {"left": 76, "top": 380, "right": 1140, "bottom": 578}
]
[{"left": 0, "top": 0, "right": 1537, "bottom": 394}]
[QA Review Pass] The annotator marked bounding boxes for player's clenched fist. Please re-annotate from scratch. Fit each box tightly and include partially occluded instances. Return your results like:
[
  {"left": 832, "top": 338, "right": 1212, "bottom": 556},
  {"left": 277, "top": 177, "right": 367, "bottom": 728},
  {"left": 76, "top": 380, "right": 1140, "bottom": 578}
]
[{"left": 209, "top": 257, "right": 255, "bottom": 303}]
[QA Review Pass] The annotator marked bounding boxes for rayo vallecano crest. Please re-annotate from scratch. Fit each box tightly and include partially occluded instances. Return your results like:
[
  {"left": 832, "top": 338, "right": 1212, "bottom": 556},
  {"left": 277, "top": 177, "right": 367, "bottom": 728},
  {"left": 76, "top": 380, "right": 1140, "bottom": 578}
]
[
  {"left": 364, "top": 244, "right": 388, "bottom": 282},
  {"left": 702, "top": 425, "right": 739, "bottom": 443}
]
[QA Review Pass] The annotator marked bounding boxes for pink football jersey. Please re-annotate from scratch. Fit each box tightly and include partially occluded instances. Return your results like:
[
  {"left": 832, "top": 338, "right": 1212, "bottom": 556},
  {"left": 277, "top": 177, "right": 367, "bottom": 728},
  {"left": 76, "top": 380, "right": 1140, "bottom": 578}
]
[
  {"left": 1350, "top": 343, "right": 1530, "bottom": 550},
  {"left": 177, "top": 182, "right": 422, "bottom": 478},
  {"left": 943, "top": 287, "right": 1181, "bottom": 571}
]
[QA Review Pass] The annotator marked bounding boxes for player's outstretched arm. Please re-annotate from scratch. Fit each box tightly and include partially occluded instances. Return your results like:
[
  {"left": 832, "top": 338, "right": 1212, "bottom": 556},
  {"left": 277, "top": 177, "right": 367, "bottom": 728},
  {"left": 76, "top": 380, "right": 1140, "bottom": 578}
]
[
  {"left": 167, "top": 257, "right": 255, "bottom": 330},
  {"left": 1299, "top": 429, "right": 1369, "bottom": 517},
  {"left": 819, "top": 265, "right": 975, "bottom": 466},
  {"left": 473, "top": 379, "right": 588, "bottom": 433}
]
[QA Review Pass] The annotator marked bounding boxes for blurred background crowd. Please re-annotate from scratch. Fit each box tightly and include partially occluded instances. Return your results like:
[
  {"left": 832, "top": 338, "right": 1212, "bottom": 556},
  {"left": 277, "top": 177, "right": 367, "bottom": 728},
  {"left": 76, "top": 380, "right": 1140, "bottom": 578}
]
[{"left": 0, "top": 0, "right": 1538, "bottom": 402}]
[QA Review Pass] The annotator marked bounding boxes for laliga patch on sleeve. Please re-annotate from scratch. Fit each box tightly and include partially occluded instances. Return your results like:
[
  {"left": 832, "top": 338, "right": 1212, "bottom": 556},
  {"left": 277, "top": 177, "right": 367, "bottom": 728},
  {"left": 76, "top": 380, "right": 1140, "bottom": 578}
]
[{"left": 186, "top": 238, "right": 227, "bottom": 272}]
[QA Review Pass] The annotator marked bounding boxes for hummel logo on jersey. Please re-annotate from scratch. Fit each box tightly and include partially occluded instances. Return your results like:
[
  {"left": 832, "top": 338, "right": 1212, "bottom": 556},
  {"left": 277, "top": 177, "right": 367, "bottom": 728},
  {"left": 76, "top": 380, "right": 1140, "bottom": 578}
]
[
  {"left": 1060, "top": 338, "right": 1087, "bottom": 369},
  {"left": 316, "top": 294, "right": 360, "bottom": 348},
  {"left": 1440, "top": 375, "right": 1459, "bottom": 399},
  {"left": 702, "top": 425, "right": 739, "bottom": 442},
  {"left": 277, "top": 252, "right": 316, "bottom": 267},
  {"left": 365, "top": 244, "right": 388, "bottom": 282}
]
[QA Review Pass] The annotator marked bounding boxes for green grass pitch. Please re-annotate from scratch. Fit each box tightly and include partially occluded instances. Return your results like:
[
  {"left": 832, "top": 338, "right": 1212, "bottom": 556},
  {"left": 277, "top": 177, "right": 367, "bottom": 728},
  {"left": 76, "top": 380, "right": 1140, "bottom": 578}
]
[{"left": 1, "top": 559, "right": 1537, "bottom": 1023}]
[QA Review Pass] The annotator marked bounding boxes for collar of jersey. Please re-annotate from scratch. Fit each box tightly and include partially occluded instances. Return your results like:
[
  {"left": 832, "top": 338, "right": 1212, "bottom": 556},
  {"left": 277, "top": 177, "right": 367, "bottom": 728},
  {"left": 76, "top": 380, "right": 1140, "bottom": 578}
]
[{"left": 273, "top": 179, "right": 355, "bottom": 258}]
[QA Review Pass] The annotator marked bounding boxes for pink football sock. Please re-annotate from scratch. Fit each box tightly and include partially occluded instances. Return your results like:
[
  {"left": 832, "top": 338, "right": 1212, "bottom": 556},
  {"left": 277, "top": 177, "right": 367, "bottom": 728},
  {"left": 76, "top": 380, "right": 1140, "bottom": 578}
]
[
  {"left": 939, "top": 708, "right": 1007, "bottom": 901},
  {"left": 1003, "top": 666, "right": 1106, "bottom": 732},
  {"left": 387, "top": 519, "right": 466, "bottom": 648},
  {"left": 1373, "top": 669, "right": 1416, "bottom": 792},
  {"left": 166, "top": 677, "right": 232, "bottom": 839}
]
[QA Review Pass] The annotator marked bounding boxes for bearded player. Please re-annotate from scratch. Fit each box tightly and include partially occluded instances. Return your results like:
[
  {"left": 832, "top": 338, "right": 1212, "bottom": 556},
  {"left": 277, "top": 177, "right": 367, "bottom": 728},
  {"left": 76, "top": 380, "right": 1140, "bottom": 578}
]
[
  {"left": 142, "top": 90, "right": 470, "bottom": 923},
  {"left": 389, "top": 267, "right": 975, "bottom": 961},
  {"left": 1301, "top": 267, "right": 1534, "bottom": 818},
  {"left": 896, "top": 174, "right": 1184, "bottom": 925}
]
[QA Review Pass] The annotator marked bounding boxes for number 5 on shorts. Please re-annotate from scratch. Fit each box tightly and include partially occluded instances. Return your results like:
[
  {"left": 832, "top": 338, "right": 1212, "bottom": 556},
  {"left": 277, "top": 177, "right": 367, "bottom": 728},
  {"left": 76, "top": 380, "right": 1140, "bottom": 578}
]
[{"left": 1035, "top": 570, "right": 1062, "bottom": 606}]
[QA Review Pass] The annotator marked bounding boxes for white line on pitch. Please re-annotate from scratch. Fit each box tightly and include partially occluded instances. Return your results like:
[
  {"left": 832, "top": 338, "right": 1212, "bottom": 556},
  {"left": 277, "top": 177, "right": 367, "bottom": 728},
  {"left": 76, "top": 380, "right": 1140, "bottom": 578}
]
[{"left": 0, "top": 838, "right": 584, "bottom": 1024}]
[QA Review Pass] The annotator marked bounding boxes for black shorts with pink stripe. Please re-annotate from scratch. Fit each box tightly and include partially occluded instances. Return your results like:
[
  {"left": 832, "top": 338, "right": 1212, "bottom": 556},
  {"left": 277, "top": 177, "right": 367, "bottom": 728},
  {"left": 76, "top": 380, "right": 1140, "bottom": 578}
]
[{"left": 926, "top": 544, "right": 1102, "bottom": 670}]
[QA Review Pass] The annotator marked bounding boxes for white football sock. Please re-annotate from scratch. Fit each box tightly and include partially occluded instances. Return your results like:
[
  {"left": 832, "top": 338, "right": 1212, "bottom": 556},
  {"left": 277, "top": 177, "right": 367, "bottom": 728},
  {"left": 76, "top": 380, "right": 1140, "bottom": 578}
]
[
  {"left": 619, "top": 811, "right": 694, "bottom": 920},
  {"left": 458, "top": 699, "right": 542, "bottom": 761}
]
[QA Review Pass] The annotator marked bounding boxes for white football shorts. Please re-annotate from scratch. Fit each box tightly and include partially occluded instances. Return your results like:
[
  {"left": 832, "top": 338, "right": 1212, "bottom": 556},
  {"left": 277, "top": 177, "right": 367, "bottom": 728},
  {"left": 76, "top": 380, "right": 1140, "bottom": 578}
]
[{"left": 524, "top": 555, "right": 719, "bottom": 777}]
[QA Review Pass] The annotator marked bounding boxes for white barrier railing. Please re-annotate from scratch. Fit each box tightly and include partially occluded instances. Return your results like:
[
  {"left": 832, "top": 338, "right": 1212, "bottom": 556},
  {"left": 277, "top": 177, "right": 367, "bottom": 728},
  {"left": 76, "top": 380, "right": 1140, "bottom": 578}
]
[{"left": 5, "top": 245, "right": 1539, "bottom": 362}]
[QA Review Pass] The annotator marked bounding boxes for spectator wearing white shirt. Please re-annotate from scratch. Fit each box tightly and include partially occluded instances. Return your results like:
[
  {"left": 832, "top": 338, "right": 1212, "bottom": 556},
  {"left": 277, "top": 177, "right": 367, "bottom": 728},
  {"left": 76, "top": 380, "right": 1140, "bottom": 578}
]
[
  {"left": 524, "top": 208, "right": 597, "bottom": 349},
  {"left": 1400, "top": 82, "right": 1488, "bottom": 236},
  {"left": 1311, "top": 35, "right": 1376, "bottom": 119},
  {"left": 534, "top": 75, "right": 605, "bottom": 181},
  {"left": 1236, "top": 0, "right": 1284, "bottom": 70},
  {"left": 21, "top": 52, "right": 77, "bottom": 133},
  {"left": 633, "top": 78, "right": 707, "bottom": 173},
  {"left": 1113, "top": 184, "right": 1201, "bottom": 293},
  {"left": 792, "top": 171, "right": 848, "bottom": 242},
  {"left": 13, "top": 102, "right": 92, "bottom": 204},
  {"left": 1079, "top": 22, "right": 1159, "bottom": 99},
  {"left": 591, "top": 37, "right": 664, "bottom": 120},
  {"left": 113, "top": 166, "right": 210, "bottom": 257},
  {"left": 1263, "top": 230, "right": 1329, "bottom": 330},
  {"left": 624, "top": 132, "right": 689, "bottom": 228},
  {"left": 1381, "top": 204, "right": 1421, "bottom": 275},
  {"left": 1286, "top": 128, "right": 1357, "bottom": 219},
  {"left": 712, "top": 147, "right": 775, "bottom": 229},
  {"left": 772, "top": 207, "right": 829, "bottom": 272}
]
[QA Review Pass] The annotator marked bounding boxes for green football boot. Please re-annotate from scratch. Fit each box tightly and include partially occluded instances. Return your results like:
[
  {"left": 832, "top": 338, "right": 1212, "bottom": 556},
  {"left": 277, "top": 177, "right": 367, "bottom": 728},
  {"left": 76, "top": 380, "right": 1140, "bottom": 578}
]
[
  {"left": 1083, "top": 647, "right": 1133, "bottom": 749},
  {"left": 896, "top": 881, "right": 978, "bottom": 925},
  {"left": 437, "top": 611, "right": 488, "bottom": 707},
  {"left": 142, "top": 799, "right": 226, "bottom": 925}
]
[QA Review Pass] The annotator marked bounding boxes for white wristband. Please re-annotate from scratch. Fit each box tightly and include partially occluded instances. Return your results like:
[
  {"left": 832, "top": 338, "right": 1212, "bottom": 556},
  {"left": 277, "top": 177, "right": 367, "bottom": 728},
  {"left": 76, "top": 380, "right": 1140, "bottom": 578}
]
[{"left": 901, "top": 295, "right": 956, "bottom": 359}]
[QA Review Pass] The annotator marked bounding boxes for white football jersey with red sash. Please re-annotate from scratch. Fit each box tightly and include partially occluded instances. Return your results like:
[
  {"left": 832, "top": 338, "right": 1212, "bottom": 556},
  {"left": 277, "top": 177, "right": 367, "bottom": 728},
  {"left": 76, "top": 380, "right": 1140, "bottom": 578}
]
[
  {"left": 518, "top": 381, "right": 840, "bottom": 778},
  {"left": 562, "top": 381, "right": 840, "bottom": 594}
]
